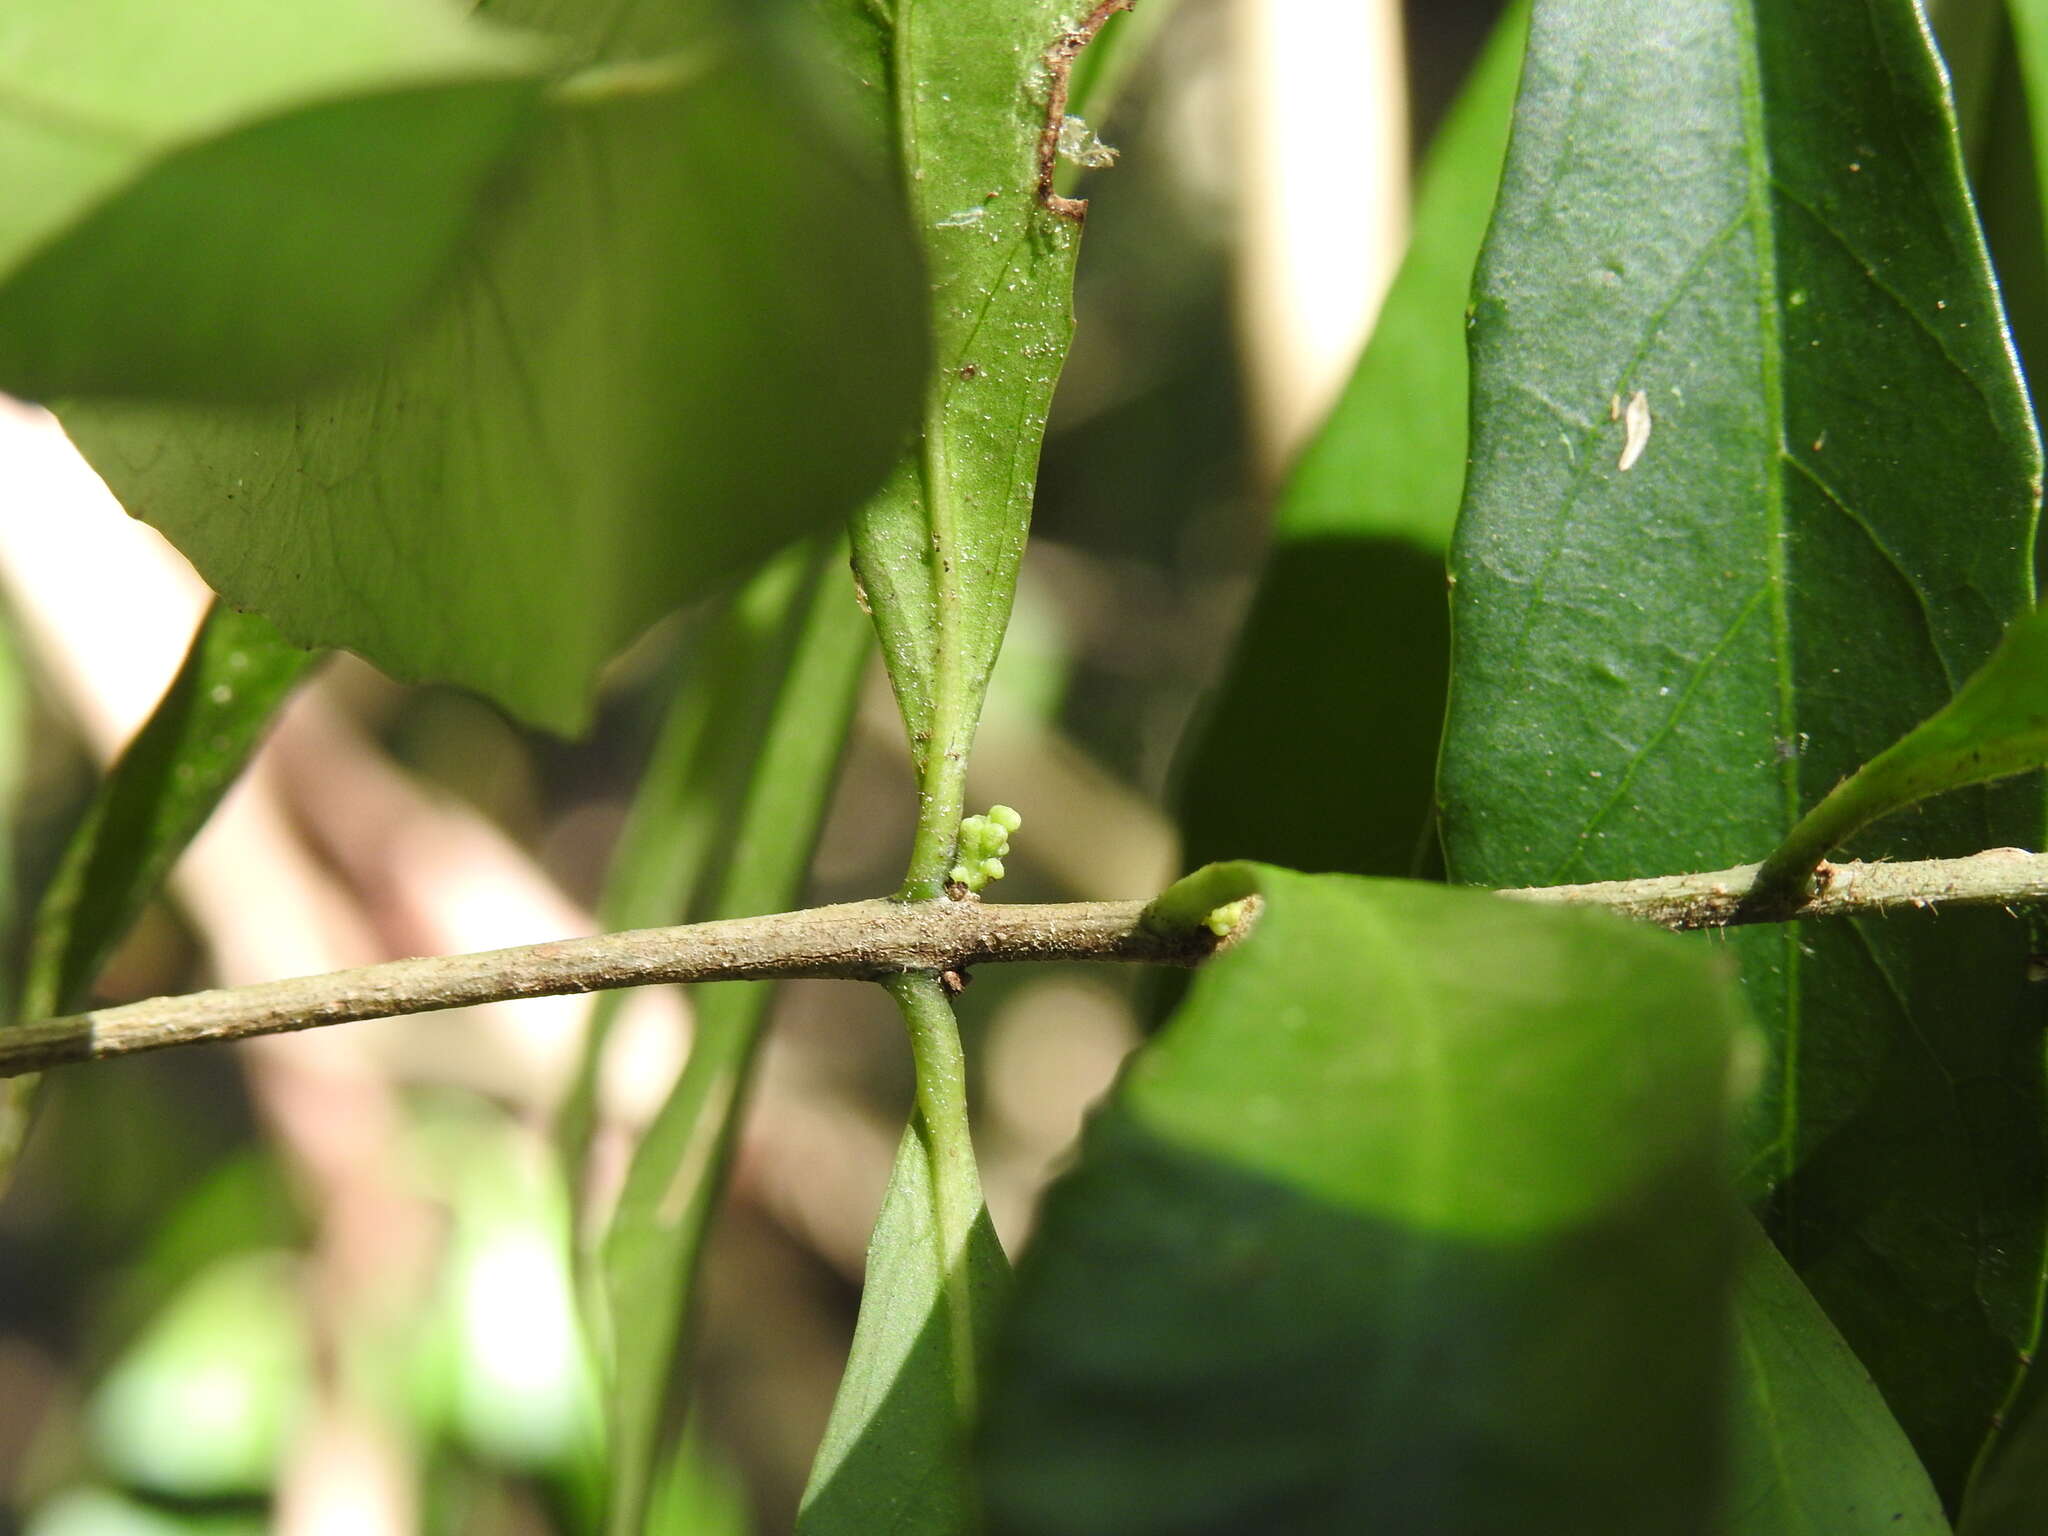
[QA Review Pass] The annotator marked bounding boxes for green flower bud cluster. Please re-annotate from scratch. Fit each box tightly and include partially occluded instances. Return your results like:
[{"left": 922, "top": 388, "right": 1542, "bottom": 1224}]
[
  {"left": 1204, "top": 897, "right": 1253, "bottom": 937},
  {"left": 950, "top": 804, "right": 1022, "bottom": 892}
]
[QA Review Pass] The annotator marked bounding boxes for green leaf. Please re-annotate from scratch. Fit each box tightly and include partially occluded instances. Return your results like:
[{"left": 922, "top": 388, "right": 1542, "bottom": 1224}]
[
  {"left": 1726, "top": 1216, "right": 1950, "bottom": 1534},
  {"left": 980, "top": 865, "right": 1746, "bottom": 1534},
  {"left": 1176, "top": 3, "right": 1525, "bottom": 878},
  {"left": 595, "top": 540, "right": 871, "bottom": 1536},
  {"left": 836, "top": 0, "right": 1101, "bottom": 897},
  {"left": 62, "top": 15, "right": 925, "bottom": 733},
  {"left": 794, "top": 1, "right": 1112, "bottom": 1511},
  {"left": 0, "top": 615, "right": 30, "bottom": 993},
  {"left": 1962, "top": 1329, "right": 2048, "bottom": 1531},
  {"left": 90, "top": 1252, "right": 310, "bottom": 1499},
  {"left": 2006, "top": 0, "right": 2048, "bottom": 218},
  {"left": 645, "top": 1428, "right": 754, "bottom": 1536},
  {"left": 0, "top": 605, "right": 312, "bottom": 1178},
  {"left": 554, "top": 548, "right": 825, "bottom": 1190},
  {"left": 0, "top": 613, "right": 32, "bottom": 1173},
  {"left": 1924, "top": 0, "right": 2007, "bottom": 167},
  {"left": 797, "top": 1123, "right": 1008, "bottom": 1536},
  {"left": 1978, "top": 4, "right": 2048, "bottom": 487},
  {"left": 20, "top": 604, "right": 316, "bottom": 1026},
  {"left": 0, "top": 0, "right": 545, "bottom": 400},
  {"left": 1436, "top": 0, "right": 2045, "bottom": 1494},
  {"left": 1756, "top": 604, "right": 2048, "bottom": 896}
]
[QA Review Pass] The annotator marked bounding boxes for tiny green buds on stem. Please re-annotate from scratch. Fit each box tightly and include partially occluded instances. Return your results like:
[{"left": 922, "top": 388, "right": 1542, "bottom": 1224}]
[
  {"left": 950, "top": 805, "right": 1022, "bottom": 893},
  {"left": 1203, "top": 897, "right": 1254, "bottom": 937}
]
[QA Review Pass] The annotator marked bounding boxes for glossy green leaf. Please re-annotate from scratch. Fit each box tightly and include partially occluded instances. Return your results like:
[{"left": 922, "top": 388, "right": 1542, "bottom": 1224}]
[
  {"left": 0, "top": 0, "right": 544, "bottom": 400},
  {"left": 980, "top": 865, "right": 1746, "bottom": 1534},
  {"left": 595, "top": 541, "right": 870, "bottom": 1536},
  {"left": 797, "top": 1122, "right": 1008, "bottom": 1536},
  {"left": 62, "top": 11, "right": 924, "bottom": 733},
  {"left": 1176, "top": 4, "right": 1524, "bottom": 878},
  {"left": 1757, "top": 603, "right": 2048, "bottom": 895},
  {"left": 20, "top": 604, "right": 316, "bottom": 1025},
  {"left": 1726, "top": 1216, "right": 1950, "bottom": 1534},
  {"left": 835, "top": 0, "right": 1095, "bottom": 897},
  {"left": 1437, "top": 0, "right": 2045, "bottom": 1494},
  {"left": 797, "top": 970, "right": 1002, "bottom": 1533}
]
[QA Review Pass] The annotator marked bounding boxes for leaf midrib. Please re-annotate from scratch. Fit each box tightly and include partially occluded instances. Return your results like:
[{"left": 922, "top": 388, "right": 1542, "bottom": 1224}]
[{"left": 890, "top": 0, "right": 978, "bottom": 901}]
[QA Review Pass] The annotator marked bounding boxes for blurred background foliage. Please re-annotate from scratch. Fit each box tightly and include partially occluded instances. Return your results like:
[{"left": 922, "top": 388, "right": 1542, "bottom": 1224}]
[{"left": 0, "top": 1, "right": 1632, "bottom": 1530}]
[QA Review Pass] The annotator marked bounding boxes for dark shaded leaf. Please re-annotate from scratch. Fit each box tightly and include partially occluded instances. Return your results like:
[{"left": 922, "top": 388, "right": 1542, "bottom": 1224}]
[
  {"left": 1925, "top": 0, "right": 2007, "bottom": 164},
  {"left": 0, "top": 604, "right": 312, "bottom": 1173},
  {"left": 22, "top": 603, "right": 315, "bottom": 1024},
  {"left": 1961, "top": 1319, "right": 2048, "bottom": 1531},
  {"left": 1176, "top": 3, "right": 1525, "bottom": 879},
  {"left": 1959, "top": 32, "right": 2048, "bottom": 1525}
]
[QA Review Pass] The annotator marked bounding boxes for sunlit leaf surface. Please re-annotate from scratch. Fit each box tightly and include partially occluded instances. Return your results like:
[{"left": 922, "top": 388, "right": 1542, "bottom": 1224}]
[{"left": 1437, "top": 0, "right": 2046, "bottom": 1495}]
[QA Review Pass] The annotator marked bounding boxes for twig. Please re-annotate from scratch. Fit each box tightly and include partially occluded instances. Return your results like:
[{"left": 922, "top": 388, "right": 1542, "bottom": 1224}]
[
  {"left": 0, "top": 898, "right": 1219, "bottom": 1078},
  {"left": 1038, "top": 1, "right": 1136, "bottom": 220},
  {"left": 10, "top": 847, "right": 2048, "bottom": 1079},
  {"left": 1498, "top": 847, "right": 2048, "bottom": 927}
]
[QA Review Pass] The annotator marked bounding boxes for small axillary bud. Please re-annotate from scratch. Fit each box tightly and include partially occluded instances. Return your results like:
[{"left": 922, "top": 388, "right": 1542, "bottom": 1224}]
[
  {"left": 1203, "top": 897, "right": 1253, "bottom": 937},
  {"left": 950, "top": 804, "right": 1023, "bottom": 893}
]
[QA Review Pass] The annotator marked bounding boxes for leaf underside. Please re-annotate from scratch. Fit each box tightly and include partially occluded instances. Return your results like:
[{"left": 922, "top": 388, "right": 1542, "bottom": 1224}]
[
  {"left": 0, "top": 0, "right": 546, "bottom": 399},
  {"left": 63, "top": 12, "right": 925, "bottom": 733}
]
